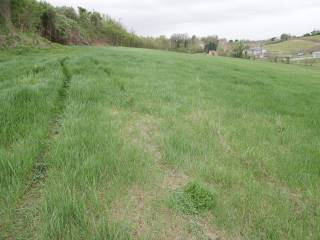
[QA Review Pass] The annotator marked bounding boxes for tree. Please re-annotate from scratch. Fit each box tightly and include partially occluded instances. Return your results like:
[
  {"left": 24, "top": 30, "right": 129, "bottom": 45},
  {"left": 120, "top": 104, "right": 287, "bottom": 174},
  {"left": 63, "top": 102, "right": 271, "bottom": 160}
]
[
  {"left": 189, "top": 35, "right": 202, "bottom": 53},
  {"left": 202, "top": 35, "right": 219, "bottom": 53},
  {"left": 40, "top": 6, "right": 56, "bottom": 41},
  {"left": 10, "top": 0, "right": 25, "bottom": 28},
  {"left": 78, "top": 7, "right": 89, "bottom": 22},
  {"left": 90, "top": 12, "right": 102, "bottom": 27},
  {"left": 0, "top": 0, "right": 11, "bottom": 25},
  {"left": 280, "top": 33, "right": 291, "bottom": 41},
  {"left": 170, "top": 33, "right": 189, "bottom": 49},
  {"left": 10, "top": 0, "right": 47, "bottom": 32},
  {"left": 232, "top": 41, "right": 248, "bottom": 58},
  {"left": 155, "top": 35, "right": 170, "bottom": 50},
  {"left": 56, "top": 6, "right": 78, "bottom": 21}
]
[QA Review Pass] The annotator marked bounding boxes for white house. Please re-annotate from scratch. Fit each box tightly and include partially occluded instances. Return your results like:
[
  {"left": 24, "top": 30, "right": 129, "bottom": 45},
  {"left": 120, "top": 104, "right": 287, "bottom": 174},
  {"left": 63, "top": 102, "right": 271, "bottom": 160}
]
[
  {"left": 247, "top": 47, "right": 267, "bottom": 58},
  {"left": 312, "top": 52, "right": 320, "bottom": 59}
]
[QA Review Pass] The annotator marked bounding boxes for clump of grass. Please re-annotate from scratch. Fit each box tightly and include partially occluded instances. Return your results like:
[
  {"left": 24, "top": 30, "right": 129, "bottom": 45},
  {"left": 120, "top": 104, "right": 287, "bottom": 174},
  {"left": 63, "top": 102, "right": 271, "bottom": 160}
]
[
  {"left": 102, "top": 66, "right": 112, "bottom": 76},
  {"left": 169, "top": 181, "right": 216, "bottom": 215},
  {"left": 31, "top": 64, "right": 46, "bottom": 74}
]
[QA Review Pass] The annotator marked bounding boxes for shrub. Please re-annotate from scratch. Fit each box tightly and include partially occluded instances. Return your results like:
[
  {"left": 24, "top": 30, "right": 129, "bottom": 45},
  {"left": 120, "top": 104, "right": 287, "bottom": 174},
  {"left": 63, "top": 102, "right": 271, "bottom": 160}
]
[
  {"left": 232, "top": 41, "right": 248, "bottom": 58},
  {"left": 56, "top": 6, "right": 78, "bottom": 21},
  {"left": 280, "top": 33, "right": 291, "bottom": 41},
  {"left": 53, "top": 14, "right": 80, "bottom": 44}
]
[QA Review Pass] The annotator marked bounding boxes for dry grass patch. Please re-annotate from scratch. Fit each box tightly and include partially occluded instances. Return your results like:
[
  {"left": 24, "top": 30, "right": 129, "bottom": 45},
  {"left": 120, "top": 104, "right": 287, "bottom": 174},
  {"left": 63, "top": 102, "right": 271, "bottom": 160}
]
[
  {"left": 109, "top": 183, "right": 222, "bottom": 240},
  {"left": 125, "top": 113, "right": 162, "bottom": 162},
  {"left": 187, "top": 109, "right": 232, "bottom": 153},
  {"left": 106, "top": 112, "right": 224, "bottom": 239}
]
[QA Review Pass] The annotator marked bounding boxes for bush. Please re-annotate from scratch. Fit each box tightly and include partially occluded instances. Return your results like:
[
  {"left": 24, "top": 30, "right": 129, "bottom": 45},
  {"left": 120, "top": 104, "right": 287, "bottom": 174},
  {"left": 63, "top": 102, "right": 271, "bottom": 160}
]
[
  {"left": 232, "top": 41, "right": 248, "bottom": 58},
  {"left": 280, "top": 33, "right": 291, "bottom": 41},
  {"left": 56, "top": 6, "right": 78, "bottom": 21},
  {"left": 53, "top": 14, "right": 80, "bottom": 44}
]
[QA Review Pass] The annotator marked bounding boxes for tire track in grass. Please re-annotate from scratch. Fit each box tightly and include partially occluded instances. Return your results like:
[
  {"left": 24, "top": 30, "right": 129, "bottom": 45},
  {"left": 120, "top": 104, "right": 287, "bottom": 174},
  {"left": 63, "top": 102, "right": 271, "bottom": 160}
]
[{"left": 8, "top": 58, "right": 72, "bottom": 239}]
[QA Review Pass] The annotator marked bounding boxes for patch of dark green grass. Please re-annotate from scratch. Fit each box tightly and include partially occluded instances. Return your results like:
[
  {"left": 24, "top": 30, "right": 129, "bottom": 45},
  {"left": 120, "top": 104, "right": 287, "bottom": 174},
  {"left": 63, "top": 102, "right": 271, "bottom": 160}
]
[
  {"left": 102, "top": 66, "right": 113, "bottom": 76},
  {"left": 31, "top": 64, "right": 46, "bottom": 74},
  {"left": 231, "top": 78, "right": 266, "bottom": 86},
  {"left": 169, "top": 181, "right": 217, "bottom": 215}
]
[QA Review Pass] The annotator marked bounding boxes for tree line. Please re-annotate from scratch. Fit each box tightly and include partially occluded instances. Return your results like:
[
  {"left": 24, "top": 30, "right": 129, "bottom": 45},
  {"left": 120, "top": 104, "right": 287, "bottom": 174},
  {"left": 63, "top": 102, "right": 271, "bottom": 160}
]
[
  {"left": 0, "top": 0, "right": 225, "bottom": 53},
  {"left": 0, "top": 0, "right": 147, "bottom": 47},
  {"left": 0, "top": 0, "right": 256, "bottom": 58}
]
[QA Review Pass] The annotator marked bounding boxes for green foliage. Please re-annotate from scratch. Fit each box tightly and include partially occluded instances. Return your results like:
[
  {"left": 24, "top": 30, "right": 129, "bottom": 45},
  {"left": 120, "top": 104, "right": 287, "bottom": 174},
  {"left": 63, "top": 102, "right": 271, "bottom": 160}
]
[
  {"left": 202, "top": 35, "right": 219, "bottom": 53},
  {"left": 0, "top": 15, "right": 5, "bottom": 26},
  {"left": 0, "top": 23, "right": 10, "bottom": 34},
  {"left": 169, "top": 33, "right": 213, "bottom": 53},
  {"left": 40, "top": 6, "right": 56, "bottom": 41},
  {"left": 56, "top": 6, "right": 78, "bottom": 21},
  {"left": 0, "top": 0, "right": 11, "bottom": 26},
  {"left": 280, "top": 33, "right": 291, "bottom": 41},
  {"left": 5, "top": 1, "right": 218, "bottom": 52},
  {"left": 170, "top": 181, "right": 216, "bottom": 215},
  {"left": 170, "top": 33, "right": 189, "bottom": 49},
  {"left": 11, "top": 0, "right": 47, "bottom": 31},
  {"left": 232, "top": 41, "right": 249, "bottom": 58},
  {"left": 6, "top": 1, "right": 143, "bottom": 47},
  {"left": 53, "top": 13, "right": 80, "bottom": 44},
  {"left": 90, "top": 12, "right": 102, "bottom": 27}
]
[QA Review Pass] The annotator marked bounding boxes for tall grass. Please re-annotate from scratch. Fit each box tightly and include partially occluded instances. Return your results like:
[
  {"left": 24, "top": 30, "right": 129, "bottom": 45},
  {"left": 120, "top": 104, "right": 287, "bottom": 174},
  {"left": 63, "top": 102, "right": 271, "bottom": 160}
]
[
  {"left": 1, "top": 46, "right": 319, "bottom": 239},
  {"left": 0, "top": 54, "right": 63, "bottom": 220}
]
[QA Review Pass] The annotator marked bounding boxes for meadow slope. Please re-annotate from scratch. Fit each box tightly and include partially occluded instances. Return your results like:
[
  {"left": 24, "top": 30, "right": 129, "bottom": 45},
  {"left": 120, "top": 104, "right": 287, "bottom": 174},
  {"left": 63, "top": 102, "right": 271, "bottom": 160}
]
[
  {"left": 264, "top": 36, "right": 320, "bottom": 55},
  {"left": 0, "top": 47, "right": 319, "bottom": 240}
]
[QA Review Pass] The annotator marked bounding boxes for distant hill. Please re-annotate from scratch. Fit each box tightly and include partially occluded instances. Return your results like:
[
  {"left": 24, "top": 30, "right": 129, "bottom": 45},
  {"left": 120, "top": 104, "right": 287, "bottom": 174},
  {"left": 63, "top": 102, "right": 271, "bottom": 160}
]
[
  {"left": 303, "top": 35, "right": 320, "bottom": 41},
  {"left": 264, "top": 36, "right": 320, "bottom": 55}
]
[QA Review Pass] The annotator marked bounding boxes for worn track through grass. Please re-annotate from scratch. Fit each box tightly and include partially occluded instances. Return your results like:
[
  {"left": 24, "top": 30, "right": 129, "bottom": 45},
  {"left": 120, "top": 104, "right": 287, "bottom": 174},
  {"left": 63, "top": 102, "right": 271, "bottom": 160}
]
[{"left": 8, "top": 58, "right": 72, "bottom": 239}]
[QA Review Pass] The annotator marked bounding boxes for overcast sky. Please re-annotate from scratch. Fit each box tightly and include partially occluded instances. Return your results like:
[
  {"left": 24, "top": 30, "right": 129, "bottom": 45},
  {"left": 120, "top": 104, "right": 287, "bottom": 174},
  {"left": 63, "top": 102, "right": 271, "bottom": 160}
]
[{"left": 47, "top": 0, "right": 320, "bottom": 40}]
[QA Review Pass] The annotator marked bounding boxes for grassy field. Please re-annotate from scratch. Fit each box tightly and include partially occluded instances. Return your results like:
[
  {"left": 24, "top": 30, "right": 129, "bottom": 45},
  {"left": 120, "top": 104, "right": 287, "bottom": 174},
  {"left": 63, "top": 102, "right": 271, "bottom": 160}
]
[
  {"left": 1, "top": 46, "right": 319, "bottom": 240},
  {"left": 304, "top": 35, "right": 320, "bottom": 41},
  {"left": 264, "top": 39, "right": 320, "bottom": 55}
]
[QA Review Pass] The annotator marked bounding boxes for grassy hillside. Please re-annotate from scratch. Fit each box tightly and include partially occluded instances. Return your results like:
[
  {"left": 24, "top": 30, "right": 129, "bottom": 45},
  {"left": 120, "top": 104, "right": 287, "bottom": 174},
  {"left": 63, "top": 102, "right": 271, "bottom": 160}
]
[
  {"left": 264, "top": 38, "right": 320, "bottom": 55},
  {"left": 304, "top": 35, "right": 320, "bottom": 41},
  {"left": 0, "top": 32, "right": 53, "bottom": 48},
  {"left": 0, "top": 0, "right": 160, "bottom": 49},
  {"left": 1, "top": 47, "right": 319, "bottom": 239}
]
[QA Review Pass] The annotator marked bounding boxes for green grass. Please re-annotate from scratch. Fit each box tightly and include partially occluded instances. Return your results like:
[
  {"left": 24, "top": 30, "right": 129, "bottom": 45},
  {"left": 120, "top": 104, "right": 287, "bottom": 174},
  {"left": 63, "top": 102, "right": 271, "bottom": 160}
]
[
  {"left": 0, "top": 46, "right": 319, "bottom": 239},
  {"left": 264, "top": 39, "right": 319, "bottom": 54}
]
